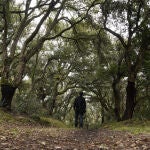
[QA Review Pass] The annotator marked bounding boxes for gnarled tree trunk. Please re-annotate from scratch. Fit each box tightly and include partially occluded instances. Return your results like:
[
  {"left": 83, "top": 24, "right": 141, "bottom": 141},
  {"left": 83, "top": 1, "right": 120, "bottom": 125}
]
[
  {"left": 1, "top": 84, "right": 17, "bottom": 111},
  {"left": 49, "top": 82, "right": 58, "bottom": 115},
  {"left": 122, "top": 81, "right": 136, "bottom": 120}
]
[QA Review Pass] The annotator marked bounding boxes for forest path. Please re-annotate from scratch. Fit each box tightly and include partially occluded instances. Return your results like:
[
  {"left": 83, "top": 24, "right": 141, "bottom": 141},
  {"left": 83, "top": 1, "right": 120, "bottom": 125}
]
[{"left": 0, "top": 123, "right": 149, "bottom": 150}]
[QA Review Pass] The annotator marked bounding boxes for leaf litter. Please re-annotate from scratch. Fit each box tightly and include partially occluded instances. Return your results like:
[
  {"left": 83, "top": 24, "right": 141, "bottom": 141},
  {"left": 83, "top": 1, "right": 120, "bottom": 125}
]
[{"left": 0, "top": 123, "right": 149, "bottom": 150}]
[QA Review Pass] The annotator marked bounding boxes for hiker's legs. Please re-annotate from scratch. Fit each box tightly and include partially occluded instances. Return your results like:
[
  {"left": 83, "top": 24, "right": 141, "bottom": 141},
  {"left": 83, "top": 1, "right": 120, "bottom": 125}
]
[
  {"left": 79, "top": 114, "right": 83, "bottom": 128},
  {"left": 75, "top": 112, "right": 79, "bottom": 127}
]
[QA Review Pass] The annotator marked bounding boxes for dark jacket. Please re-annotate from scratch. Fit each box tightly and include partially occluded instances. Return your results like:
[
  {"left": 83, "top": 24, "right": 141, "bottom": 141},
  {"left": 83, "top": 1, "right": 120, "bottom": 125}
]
[{"left": 74, "top": 96, "right": 86, "bottom": 114}]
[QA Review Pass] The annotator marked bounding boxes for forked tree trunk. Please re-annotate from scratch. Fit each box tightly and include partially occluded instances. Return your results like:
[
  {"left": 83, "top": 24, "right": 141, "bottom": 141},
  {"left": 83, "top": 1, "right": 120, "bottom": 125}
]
[
  {"left": 1, "top": 84, "right": 17, "bottom": 111},
  {"left": 122, "top": 81, "right": 136, "bottom": 120}
]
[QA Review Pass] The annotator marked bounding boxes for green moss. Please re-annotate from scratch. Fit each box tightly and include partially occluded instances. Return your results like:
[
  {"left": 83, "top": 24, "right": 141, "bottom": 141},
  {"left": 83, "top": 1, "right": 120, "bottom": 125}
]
[{"left": 29, "top": 114, "right": 67, "bottom": 127}]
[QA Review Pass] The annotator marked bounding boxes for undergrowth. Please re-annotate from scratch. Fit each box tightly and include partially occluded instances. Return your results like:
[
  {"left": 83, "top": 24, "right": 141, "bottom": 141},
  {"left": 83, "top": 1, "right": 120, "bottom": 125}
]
[{"left": 0, "top": 108, "right": 68, "bottom": 128}]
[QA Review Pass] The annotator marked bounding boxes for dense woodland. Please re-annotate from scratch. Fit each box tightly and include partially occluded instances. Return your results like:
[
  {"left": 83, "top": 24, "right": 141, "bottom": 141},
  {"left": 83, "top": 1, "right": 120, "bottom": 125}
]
[{"left": 0, "top": 0, "right": 150, "bottom": 127}]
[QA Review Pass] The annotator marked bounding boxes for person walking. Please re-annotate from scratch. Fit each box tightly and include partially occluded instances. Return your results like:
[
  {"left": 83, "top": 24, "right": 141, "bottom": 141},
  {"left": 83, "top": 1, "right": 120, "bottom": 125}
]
[{"left": 74, "top": 91, "right": 86, "bottom": 128}]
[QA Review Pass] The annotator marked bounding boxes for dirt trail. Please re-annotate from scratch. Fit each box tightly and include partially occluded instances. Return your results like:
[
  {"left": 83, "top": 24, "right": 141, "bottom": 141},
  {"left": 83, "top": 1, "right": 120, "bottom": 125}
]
[{"left": 0, "top": 123, "right": 149, "bottom": 150}]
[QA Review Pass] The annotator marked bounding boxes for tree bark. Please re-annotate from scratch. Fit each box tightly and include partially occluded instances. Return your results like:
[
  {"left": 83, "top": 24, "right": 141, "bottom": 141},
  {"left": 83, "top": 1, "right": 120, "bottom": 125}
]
[
  {"left": 112, "top": 80, "right": 121, "bottom": 121},
  {"left": 101, "top": 107, "right": 104, "bottom": 124},
  {"left": 49, "top": 82, "right": 58, "bottom": 115},
  {"left": 122, "top": 81, "right": 136, "bottom": 120},
  {"left": 49, "top": 97, "right": 56, "bottom": 116},
  {"left": 1, "top": 84, "right": 17, "bottom": 111}
]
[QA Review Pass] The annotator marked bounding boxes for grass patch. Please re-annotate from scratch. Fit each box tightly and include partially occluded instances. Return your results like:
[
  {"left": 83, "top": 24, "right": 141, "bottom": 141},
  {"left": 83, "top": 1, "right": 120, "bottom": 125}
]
[
  {"left": 0, "top": 108, "right": 16, "bottom": 123},
  {"left": 102, "top": 119, "right": 150, "bottom": 134},
  {"left": 39, "top": 117, "right": 68, "bottom": 128},
  {"left": 0, "top": 108, "right": 68, "bottom": 128},
  {"left": 30, "top": 114, "right": 68, "bottom": 128}
]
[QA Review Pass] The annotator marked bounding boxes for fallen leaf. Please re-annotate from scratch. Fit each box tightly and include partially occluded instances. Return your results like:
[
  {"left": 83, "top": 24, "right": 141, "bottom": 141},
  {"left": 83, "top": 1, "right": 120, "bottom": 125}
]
[
  {"left": 55, "top": 146, "right": 62, "bottom": 149},
  {"left": 39, "top": 141, "right": 46, "bottom": 145}
]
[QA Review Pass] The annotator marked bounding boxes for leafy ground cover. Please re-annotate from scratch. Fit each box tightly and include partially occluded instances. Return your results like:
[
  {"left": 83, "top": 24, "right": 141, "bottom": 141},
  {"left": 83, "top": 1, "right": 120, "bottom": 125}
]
[{"left": 0, "top": 109, "right": 149, "bottom": 150}]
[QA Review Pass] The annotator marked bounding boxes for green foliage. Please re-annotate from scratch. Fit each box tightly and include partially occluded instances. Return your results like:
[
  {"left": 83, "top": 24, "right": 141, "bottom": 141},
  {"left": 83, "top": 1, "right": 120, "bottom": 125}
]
[
  {"left": 134, "top": 98, "right": 150, "bottom": 120},
  {"left": 143, "top": 50, "right": 150, "bottom": 79},
  {"left": 13, "top": 91, "right": 46, "bottom": 116}
]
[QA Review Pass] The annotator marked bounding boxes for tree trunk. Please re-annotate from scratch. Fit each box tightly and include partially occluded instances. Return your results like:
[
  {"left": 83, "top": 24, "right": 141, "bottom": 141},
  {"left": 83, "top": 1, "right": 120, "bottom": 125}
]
[
  {"left": 101, "top": 107, "right": 104, "bottom": 124},
  {"left": 122, "top": 81, "right": 136, "bottom": 120},
  {"left": 49, "top": 98, "right": 56, "bottom": 115},
  {"left": 1, "top": 84, "right": 16, "bottom": 111},
  {"left": 49, "top": 82, "right": 58, "bottom": 115},
  {"left": 112, "top": 80, "right": 121, "bottom": 121}
]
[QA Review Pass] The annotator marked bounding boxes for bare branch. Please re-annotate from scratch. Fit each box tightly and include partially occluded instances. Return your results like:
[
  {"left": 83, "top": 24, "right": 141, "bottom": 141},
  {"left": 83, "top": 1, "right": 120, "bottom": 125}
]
[
  {"left": 104, "top": 25, "right": 127, "bottom": 49},
  {"left": 21, "top": 0, "right": 60, "bottom": 56}
]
